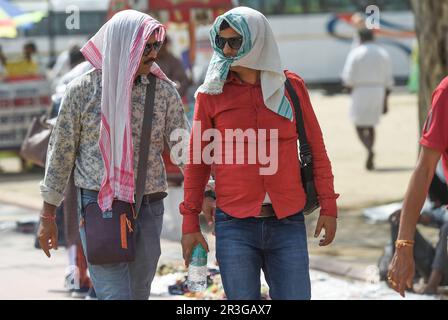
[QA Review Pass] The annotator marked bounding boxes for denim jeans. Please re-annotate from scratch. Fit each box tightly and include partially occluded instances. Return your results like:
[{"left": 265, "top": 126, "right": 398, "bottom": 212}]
[
  {"left": 77, "top": 189, "right": 164, "bottom": 300},
  {"left": 214, "top": 208, "right": 311, "bottom": 300}
]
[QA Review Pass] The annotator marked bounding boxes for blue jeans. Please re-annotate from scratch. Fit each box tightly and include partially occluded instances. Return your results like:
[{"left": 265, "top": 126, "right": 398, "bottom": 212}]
[
  {"left": 215, "top": 208, "right": 311, "bottom": 300},
  {"left": 77, "top": 189, "right": 164, "bottom": 300}
]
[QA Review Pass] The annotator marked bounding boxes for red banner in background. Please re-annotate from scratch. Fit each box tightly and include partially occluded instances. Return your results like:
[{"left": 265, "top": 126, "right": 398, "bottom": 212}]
[
  {"left": 107, "top": 0, "right": 131, "bottom": 20},
  {"left": 148, "top": 0, "right": 233, "bottom": 23},
  {"left": 107, "top": 0, "right": 233, "bottom": 23},
  {"left": 148, "top": 0, "right": 233, "bottom": 10}
]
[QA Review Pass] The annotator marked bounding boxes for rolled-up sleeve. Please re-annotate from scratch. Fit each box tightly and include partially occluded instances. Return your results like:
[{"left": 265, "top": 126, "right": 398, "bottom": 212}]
[
  {"left": 40, "top": 83, "right": 81, "bottom": 206},
  {"left": 179, "top": 93, "right": 213, "bottom": 234}
]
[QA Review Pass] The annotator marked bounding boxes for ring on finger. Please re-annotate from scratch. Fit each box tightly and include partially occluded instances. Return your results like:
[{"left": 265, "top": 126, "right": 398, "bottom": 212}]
[{"left": 387, "top": 276, "right": 397, "bottom": 287}]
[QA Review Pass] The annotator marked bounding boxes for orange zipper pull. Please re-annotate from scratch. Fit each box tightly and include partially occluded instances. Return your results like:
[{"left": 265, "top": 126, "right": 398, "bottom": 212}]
[
  {"left": 120, "top": 214, "right": 128, "bottom": 249},
  {"left": 126, "top": 217, "right": 134, "bottom": 233}
]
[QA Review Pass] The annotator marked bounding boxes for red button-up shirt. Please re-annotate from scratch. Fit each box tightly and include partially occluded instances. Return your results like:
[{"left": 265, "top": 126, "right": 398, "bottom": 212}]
[{"left": 180, "top": 71, "right": 339, "bottom": 234}]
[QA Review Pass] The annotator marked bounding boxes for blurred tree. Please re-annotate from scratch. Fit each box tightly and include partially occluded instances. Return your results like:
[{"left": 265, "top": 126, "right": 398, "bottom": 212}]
[{"left": 411, "top": 0, "right": 448, "bottom": 131}]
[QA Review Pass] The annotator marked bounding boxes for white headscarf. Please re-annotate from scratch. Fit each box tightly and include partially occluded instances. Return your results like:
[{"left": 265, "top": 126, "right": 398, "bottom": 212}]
[
  {"left": 196, "top": 6, "right": 293, "bottom": 121},
  {"left": 81, "top": 10, "right": 173, "bottom": 212}
]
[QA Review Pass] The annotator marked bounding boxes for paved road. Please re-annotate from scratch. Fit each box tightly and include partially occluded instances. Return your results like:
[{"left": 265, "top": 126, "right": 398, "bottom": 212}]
[{"left": 0, "top": 204, "right": 438, "bottom": 300}]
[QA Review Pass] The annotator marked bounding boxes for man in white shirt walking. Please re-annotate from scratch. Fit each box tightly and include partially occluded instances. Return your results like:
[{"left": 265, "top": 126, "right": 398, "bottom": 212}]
[{"left": 342, "top": 29, "right": 394, "bottom": 170}]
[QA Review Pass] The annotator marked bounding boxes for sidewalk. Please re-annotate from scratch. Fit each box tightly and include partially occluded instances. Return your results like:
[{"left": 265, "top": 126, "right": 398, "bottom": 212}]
[
  {"left": 0, "top": 91, "right": 441, "bottom": 299},
  {"left": 0, "top": 204, "right": 438, "bottom": 300}
]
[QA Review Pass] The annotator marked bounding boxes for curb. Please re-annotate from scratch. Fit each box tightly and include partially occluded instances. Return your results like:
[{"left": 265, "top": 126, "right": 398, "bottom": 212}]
[
  {"left": 309, "top": 256, "right": 369, "bottom": 282},
  {"left": 0, "top": 193, "right": 41, "bottom": 212}
]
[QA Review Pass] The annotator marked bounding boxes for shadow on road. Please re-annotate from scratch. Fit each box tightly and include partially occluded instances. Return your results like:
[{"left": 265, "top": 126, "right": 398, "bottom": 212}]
[
  {"left": 373, "top": 167, "right": 414, "bottom": 173},
  {"left": 0, "top": 172, "right": 43, "bottom": 183}
]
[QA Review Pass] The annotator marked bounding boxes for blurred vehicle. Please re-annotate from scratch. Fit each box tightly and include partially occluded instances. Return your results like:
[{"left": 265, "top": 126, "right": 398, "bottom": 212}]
[
  {"left": 0, "top": 1, "right": 103, "bottom": 164},
  {"left": 1, "top": 0, "right": 109, "bottom": 68},
  {"left": 236, "top": 0, "right": 414, "bottom": 92},
  {"left": 2, "top": 0, "right": 415, "bottom": 92}
]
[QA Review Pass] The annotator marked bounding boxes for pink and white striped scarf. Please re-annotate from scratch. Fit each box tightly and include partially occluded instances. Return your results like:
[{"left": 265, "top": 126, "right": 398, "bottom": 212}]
[{"left": 80, "top": 10, "right": 172, "bottom": 212}]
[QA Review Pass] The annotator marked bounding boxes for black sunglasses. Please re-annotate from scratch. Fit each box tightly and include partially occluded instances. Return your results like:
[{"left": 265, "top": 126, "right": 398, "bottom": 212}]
[
  {"left": 215, "top": 35, "right": 243, "bottom": 50},
  {"left": 143, "top": 41, "right": 162, "bottom": 56}
]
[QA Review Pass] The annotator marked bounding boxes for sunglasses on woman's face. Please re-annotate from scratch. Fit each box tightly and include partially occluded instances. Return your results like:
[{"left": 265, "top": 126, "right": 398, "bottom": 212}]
[
  {"left": 215, "top": 35, "right": 243, "bottom": 50},
  {"left": 143, "top": 41, "right": 162, "bottom": 56}
]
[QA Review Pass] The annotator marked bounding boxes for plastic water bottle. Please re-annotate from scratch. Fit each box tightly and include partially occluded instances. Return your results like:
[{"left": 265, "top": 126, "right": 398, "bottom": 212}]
[{"left": 187, "top": 243, "right": 208, "bottom": 292}]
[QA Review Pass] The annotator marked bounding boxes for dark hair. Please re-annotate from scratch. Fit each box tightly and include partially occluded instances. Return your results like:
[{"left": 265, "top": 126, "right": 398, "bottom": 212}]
[
  {"left": 24, "top": 42, "right": 37, "bottom": 52},
  {"left": 69, "top": 46, "right": 85, "bottom": 67},
  {"left": 359, "top": 28, "right": 374, "bottom": 43},
  {"left": 219, "top": 19, "right": 231, "bottom": 31}
]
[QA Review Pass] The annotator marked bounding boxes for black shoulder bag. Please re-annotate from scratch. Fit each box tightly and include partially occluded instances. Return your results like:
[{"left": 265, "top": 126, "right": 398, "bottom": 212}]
[{"left": 285, "top": 78, "right": 320, "bottom": 215}]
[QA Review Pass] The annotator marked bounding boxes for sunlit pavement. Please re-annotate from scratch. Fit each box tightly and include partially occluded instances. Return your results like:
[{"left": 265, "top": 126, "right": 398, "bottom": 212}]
[{"left": 0, "top": 203, "right": 438, "bottom": 300}]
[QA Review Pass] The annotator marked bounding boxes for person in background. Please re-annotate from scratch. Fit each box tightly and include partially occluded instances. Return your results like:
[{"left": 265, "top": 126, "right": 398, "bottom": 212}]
[
  {"left": 0, "top": 45, "right": 7, "bottom": 80},
  {"left": 350, "top": 12, "right": 366, "bottom": 49},
  {"left": 48, "top": 43, "right": 82, "bottom": 90},
  {"left": 23, "top": 42, "right": 37, "bottom": 62},
  {"left": 156, "top": 36, "right": 192, "bottom": 186},
  {"left": 22, "top": 42, "right": 44, "bottom": 76},
  {"left": 50, "top": 46, "right": 95, "bottom": 299},
  {"left": 0, "top": 46, "right": 6, "bottom": 172},
  {"left": 51, "top": 48, "right": 91, "bottom": 114},
  {"left": 4, "top": 42, "right": 44, "bottom": 79},
  {"left": 387, "top": 160, "right": 448, "bottom": 295},
  {"left": 388, "top": 76, "right": 448, "bottom": 297},
  {"left": 156, "top": 37, "right": 192, "bottom": 98},
  {"left": 342, "top": 28, "right": 394, "bottom": 170}
]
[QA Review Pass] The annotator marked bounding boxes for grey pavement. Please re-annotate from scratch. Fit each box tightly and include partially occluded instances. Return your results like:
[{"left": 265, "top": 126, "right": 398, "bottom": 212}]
[{"left": 0, "top": 207, "right": 437, "bottom": 300}]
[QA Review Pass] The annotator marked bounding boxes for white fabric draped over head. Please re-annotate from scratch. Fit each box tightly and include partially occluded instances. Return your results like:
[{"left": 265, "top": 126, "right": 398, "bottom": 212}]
[{"left": 81, "top": 10, "right": 173, "bottom": 211}]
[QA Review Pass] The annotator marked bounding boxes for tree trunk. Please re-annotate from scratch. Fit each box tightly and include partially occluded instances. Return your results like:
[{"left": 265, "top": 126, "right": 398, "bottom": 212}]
[{"left": 410, "top": 0, "right": 448, "bottom": 131}]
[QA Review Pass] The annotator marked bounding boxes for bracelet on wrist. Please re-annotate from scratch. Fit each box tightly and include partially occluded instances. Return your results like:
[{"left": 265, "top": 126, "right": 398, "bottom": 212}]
[
  {"left": 395, "top": 239, "right": 414, "bottom": 249},
  {"left": 40, "top": 214, "right": 56, "bottom": 221}
]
